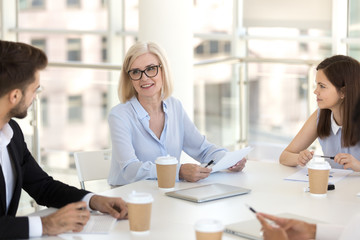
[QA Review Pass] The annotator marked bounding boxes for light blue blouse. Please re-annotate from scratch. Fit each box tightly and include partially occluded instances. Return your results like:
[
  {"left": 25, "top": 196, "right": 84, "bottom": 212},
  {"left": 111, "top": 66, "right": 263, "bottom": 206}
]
[
  {"left": 317, "top": 110, "right": 360, "bottom": 169},
  {"left": 108, "top": 96, "right": 227, "bottom": 185}
]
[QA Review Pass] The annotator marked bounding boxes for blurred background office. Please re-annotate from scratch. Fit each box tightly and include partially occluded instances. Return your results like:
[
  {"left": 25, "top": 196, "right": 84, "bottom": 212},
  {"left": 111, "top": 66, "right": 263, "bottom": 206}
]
[{"left": 1, "top": 0, "right": 359, "bottom": 213}]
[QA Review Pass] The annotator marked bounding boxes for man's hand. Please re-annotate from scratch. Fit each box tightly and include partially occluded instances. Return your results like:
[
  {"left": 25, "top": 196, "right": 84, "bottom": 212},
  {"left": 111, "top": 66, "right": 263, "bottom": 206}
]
[
  {"left": 41, "top": 201, "right": 90, "bottom": 236},
  {"left": 179, "top": 163, "right": 211, "bottom": 182},
  {"left": 89, "top": 195, "right": 128, "bottom": 220}
]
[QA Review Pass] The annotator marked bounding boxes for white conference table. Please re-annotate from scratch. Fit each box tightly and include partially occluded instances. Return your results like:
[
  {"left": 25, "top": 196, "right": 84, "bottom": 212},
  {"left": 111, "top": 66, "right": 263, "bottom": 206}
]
[{"left": 32, "top": 160, "right": 360, "bottom": 240}]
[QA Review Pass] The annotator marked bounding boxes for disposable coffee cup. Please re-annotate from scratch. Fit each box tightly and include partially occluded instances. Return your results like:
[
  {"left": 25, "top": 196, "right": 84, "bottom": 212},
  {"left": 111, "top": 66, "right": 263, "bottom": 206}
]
[
  {"left": 307, "top": 159, "right": 331, "bottom": 197},
  {"left": 195, "top": 219, "right": 224, "bottom": 240},
  {"left": 127, "top": 191, "right": 153, "bottom": 234},
  {"left": 155, "top": 155, "right": 178, "bottom": 190}
]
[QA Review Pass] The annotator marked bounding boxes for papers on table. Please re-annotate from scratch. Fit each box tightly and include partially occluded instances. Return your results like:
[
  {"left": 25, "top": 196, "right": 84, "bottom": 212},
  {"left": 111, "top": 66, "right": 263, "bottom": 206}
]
[
  {"left": 211, "top": 146, "right": 253, "bottom": 173},
  {"left": 79, "top": 213, "right": 117, "bottom": 234},
  {"left": 284, "top": 167, "right": 353, "bottom": 184},
  {"left": 29, "top": 208, "right": 116, "bottom": 235}
]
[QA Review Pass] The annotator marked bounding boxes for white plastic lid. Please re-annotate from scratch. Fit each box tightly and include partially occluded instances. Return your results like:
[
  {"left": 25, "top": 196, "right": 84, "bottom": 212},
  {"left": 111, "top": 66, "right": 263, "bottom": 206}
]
[
  {"left": 194, "top": 219, "right": 224, "bottom": 233},
  {"left": 127, "top": 191, "right": 153, "bottom": 204},
  {"left": 307, "top": 158, "right": 331, "bottom": 170},
  {"left": 155, "top": 155, "right": 178, "bottom": 165}
]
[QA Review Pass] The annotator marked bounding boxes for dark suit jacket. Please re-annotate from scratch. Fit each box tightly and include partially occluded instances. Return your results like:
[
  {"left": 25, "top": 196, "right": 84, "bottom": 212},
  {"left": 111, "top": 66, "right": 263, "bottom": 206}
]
[{"left": 0, "top": 120, "right": 90, "bottom": 239}]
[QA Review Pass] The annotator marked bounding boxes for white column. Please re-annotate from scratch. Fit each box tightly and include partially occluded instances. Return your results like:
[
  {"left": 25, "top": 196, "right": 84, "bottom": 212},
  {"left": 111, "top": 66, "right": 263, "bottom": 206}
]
[
  {"left": 138, "top": 0, "right": 194, "bottom": 119},
  {"left": 107, "top": 0, "right": 124, "bottom": 109},
  {"left": 0, "top": 0, "right": 17, "bottom": 40},
  {"left": 331, "top": 0, "right": 348, "bottom": 55}
]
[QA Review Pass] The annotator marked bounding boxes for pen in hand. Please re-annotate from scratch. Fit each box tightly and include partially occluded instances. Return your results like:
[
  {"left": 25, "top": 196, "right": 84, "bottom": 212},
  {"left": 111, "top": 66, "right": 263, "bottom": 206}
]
[
  {"left": 204, "top": 160, "right": 214, "bottom": 168},
  {"left": 245, "top": 204, "right": 257, "bottom": 214},
  {"left": 313, "top": 154, "right": 335, "bottom": 160}
]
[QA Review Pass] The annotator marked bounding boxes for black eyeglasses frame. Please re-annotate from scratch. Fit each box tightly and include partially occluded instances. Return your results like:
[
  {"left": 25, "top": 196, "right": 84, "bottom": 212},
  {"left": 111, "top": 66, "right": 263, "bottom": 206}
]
[{"left": 127, "top": 64, "right": 162, "bottom": 81}]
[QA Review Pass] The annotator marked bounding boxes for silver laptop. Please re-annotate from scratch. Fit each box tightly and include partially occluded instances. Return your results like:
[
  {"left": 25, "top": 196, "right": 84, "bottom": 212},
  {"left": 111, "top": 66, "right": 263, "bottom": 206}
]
[
  {"left": 225, "top": 213, "right": 322, "bottom": 240},
  {"left": 165, "top": 183, "right": 251, "bottom": 203}
]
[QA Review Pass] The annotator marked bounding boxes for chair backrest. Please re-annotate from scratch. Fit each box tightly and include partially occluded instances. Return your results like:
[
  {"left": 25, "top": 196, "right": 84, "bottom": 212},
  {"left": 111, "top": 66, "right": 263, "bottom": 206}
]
[
  {"left": 247, "top": 142, "right": 287, "bottom": 162},
  {"left": 74, "top": 149, "right": 112, "bottom": 190}
]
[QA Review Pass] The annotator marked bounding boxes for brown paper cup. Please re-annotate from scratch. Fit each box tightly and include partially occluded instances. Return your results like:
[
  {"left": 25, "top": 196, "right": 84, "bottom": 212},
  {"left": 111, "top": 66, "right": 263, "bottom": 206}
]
[
  {"left": 127, "top": 191, "right": 153, "bottom": 234},
  {"left": 308, "top": 169, "right": 330, "bottom": 195},
  {"left": 307, "top": 159, "right": 331, "bottom": 197},
  {"left": 195, "top": 219, "right": 224, "bottom": 240},
  {"left": 155, "top": 156, "right": 178, "bottom": 190},
  {"left": 196, "top": 231, "right": 223, "bottom": 240}
]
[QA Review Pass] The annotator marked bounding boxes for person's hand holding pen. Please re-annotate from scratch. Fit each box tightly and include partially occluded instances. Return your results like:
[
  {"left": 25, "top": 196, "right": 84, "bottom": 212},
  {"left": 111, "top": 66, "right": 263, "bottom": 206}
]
[
  {"left": 256, "top": 212, "right": 316, "bottom": 240},
  {"left": 179, "top": 163, "right": 212, "bottom": 182},
  {"left": 246, "top": 205, "right": 316, "bottom": 240},
  {"left": 333, "top": 153, "right": 360, "bottom": 172}
]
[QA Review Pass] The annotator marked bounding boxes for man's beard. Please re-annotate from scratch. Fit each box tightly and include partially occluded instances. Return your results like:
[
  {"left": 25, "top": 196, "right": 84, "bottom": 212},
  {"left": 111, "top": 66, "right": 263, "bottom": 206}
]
[{"left": 8, "top": 98, "right": 28, "bottom": 119}]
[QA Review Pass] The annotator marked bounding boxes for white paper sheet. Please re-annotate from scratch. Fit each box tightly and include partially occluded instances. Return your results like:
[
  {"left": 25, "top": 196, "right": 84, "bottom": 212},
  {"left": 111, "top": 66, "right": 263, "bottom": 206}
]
[
  {"left": 284, "top": 167, "right": 353, "bottom": 184},
  {"left": 211, "top": 146, "right": 254, "bottom": 173}
]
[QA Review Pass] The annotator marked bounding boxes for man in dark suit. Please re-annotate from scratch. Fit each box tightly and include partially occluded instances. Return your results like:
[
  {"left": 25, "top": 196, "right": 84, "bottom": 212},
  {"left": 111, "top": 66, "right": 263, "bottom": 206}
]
[{"left": 0, "top": 40, "right": 128, "bottom": 239}]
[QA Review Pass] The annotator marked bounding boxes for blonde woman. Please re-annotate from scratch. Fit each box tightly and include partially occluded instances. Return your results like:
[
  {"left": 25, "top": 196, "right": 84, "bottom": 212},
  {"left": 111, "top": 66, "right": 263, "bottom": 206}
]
[{"left": 108, "top": 41, "right": 246, "bottom": 186}]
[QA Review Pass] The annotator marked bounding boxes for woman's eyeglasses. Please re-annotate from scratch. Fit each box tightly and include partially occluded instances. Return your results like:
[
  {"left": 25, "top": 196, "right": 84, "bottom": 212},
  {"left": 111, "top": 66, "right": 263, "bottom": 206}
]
[{"left": 128, "top": 64, "right": 162, "bottom": 81}]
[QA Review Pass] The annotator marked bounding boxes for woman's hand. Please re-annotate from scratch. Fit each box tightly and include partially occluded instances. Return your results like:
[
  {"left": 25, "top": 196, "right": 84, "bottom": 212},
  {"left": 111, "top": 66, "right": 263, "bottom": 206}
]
[
  {"left": 296, "top": 150, "right": 314, "bottom": 167},
  {"left": 179, "top": 163, "right": 211, "bottom": 182},
  {"left": 228, "top": 158, "right": 247, "bottom": 172},
  {"left": 334, "top": 153, "right": 360, "bottom": 172}
]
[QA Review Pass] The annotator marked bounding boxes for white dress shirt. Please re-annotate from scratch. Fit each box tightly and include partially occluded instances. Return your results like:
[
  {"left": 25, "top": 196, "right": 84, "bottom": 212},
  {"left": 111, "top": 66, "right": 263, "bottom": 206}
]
[{"left": 108, "top": 96, "right": 227, "bottom": 186}]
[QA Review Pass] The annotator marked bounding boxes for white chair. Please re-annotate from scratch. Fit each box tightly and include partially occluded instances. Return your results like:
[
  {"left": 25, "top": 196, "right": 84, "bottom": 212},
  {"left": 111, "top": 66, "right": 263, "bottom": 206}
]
[
  {"left": 247, "top": 142, "right": 287, "bottom": 162},
  {"left": 74, "top": 149, "right": 112, "bottom": 190}
]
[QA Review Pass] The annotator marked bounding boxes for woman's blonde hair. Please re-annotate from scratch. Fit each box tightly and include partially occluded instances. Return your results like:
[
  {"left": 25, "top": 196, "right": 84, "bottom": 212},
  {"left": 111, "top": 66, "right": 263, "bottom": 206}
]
[{"left": 118, "top": 41, "right": 173, "bottom": 103}]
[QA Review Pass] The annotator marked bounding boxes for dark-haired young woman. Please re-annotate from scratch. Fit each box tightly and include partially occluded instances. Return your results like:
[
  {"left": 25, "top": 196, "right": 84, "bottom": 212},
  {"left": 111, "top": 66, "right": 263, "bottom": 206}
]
[{"left": 280, "top": 55, "right": 360, "bottom": 172}]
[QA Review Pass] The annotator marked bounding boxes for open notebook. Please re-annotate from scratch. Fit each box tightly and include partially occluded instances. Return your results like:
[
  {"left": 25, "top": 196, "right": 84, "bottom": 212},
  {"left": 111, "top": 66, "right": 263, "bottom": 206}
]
[{"left": 225, "top": 213, "right": 322, "bottom": 240}]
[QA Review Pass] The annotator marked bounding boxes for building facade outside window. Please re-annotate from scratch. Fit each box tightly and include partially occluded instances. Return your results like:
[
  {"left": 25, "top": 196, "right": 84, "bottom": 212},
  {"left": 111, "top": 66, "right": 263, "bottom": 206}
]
[
  {"left": 68, "top": 95, "right": 83, "bottom": 123},
  {"left": 67, "top": 38, "right": 82, "bottom": 61}
]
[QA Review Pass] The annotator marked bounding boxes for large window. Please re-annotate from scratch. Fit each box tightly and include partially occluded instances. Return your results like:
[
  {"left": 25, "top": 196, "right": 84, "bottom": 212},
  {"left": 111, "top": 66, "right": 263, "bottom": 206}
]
[
  {"left": 67, "top": 38, "right": 82, "bottom": 61},
  {"left": 31, "top": 38, "right": 46, "bottom": 52},
  {"left": 3, "top": 0, "right": 358, "bottom": 215},
  {"left": 68, "top": 95, "right": 83, "bottom": 123},
  {"left": 349, "top": 0, "right": 360, "bottom": 59},
  {"left": 19, "top": 0, "right": 45, "bottom": 10},
  {"left": 67, "top": 0, "right": 80, "bottom": 8}
]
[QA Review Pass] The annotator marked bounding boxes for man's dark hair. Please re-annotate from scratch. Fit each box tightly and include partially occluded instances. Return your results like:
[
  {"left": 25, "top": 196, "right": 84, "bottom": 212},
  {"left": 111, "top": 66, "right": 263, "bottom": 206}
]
[{"left": 0, "top": 40, "right": 48, "bottom": 97}]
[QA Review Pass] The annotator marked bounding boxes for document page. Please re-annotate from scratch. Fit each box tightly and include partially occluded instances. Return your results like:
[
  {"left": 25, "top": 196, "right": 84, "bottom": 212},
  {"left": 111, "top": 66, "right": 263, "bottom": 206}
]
[
  {"left": 284, "top": 167, "right": 353, "bottom": 183},
  {"left": 211, "top": 146, "right": 253, "bottom": 173},
  {"left": 80, "top": 213, "right": 117, "bottom": 234}
]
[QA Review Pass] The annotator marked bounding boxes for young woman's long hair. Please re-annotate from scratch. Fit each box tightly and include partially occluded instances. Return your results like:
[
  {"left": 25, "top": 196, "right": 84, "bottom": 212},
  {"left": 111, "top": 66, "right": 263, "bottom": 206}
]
[{"left": 316, "top": 55, "right": 360, "bottom": 147}]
